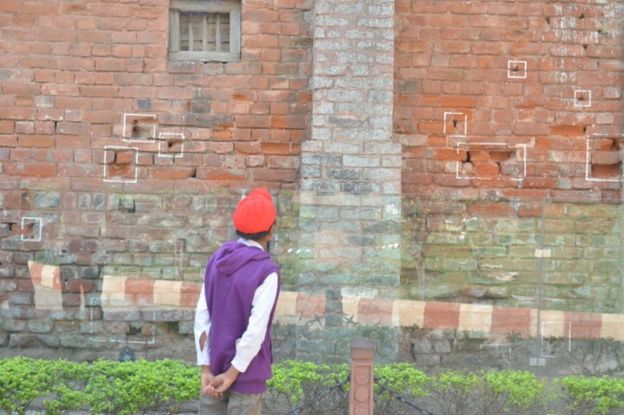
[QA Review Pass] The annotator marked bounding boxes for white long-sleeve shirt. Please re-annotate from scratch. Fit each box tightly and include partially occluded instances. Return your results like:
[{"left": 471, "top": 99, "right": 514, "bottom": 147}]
[{"left": 194, "top": 238, "right": 279, "bottom": 373}]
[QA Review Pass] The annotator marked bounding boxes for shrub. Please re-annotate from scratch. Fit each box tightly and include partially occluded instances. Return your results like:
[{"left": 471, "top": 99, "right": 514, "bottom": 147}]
[
  {"left": 560, "top": 375, "right": 624, "bottom": 415},
  {"left": 41, "top": 359, "right": 90, "bottom": 415},
  {"left": 268, "top": 360, "right": 349, "bottom": 413},
  {"left": 374, "top": 363, "right": 429, "bottom": 415},
  {"left": 82, "top": 359, "right": 200, "bottom": 415},
  {"left": 0, "top": 358, "right": 200, "bottom": 415},
  {"left": 0, "top": 357, "right": 623, "bottom": 415},
  {"left": 482, "top": 370, "right": 545, "bottom": 414},
  {"left": 0, "top": 357, "right": 55, "bottom": 415}
]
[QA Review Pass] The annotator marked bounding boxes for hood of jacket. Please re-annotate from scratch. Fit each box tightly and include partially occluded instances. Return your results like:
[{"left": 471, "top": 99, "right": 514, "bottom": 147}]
[{"left": 214, "top": 240, "right": 269, "bottom": 276}]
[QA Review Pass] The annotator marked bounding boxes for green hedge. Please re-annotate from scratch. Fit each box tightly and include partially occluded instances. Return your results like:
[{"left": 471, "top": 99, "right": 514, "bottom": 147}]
[
  {"left": 560, "top": 376, "right": 624, "bottom": 415},
  {"left": 0, "top": 358, "right": 198, "bottom": 415},
  {"left": 0, "top": 357, "right": 623, "bottom": 414}
]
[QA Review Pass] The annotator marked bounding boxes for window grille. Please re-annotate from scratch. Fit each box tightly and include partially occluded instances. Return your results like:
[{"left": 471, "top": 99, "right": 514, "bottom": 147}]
[{"left": 169, "top": 1, "right": 240, "bottom": 62}]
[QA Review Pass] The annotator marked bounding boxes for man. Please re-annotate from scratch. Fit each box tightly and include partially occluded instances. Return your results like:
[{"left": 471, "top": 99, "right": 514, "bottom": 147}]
[{"left": 194, "top": 188, "right": 280, "bottom": 415}]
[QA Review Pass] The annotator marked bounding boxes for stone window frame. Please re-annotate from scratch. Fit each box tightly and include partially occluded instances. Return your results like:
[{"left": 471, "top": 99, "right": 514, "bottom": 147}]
[{"left": 168, "top": 0, "right": 241, "bottom": 62}]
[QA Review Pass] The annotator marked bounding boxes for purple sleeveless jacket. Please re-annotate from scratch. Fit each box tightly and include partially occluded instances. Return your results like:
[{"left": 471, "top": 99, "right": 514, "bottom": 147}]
[{"left": 204, "top": 240, "right": 280, "bottom": 394}]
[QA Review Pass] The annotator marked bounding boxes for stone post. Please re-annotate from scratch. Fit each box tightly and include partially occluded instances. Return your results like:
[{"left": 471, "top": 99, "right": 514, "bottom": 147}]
[{"left": 349, "top": 338, "right": 375, "bottom": 415}]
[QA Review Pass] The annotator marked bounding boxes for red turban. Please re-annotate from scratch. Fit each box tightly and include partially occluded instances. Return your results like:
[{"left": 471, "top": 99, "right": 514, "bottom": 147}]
[{"left": 232, "top": 188, "right": 276, "bottom": 234}]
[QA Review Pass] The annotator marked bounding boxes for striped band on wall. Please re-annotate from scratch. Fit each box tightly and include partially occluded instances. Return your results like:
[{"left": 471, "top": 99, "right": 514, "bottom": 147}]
[{"left": 25, "top": 263, "right": 624, "bottom": 342}]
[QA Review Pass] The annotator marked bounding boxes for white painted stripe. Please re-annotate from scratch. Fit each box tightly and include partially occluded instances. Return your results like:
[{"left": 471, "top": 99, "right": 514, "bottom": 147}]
[
  {"left": 342, "top": 296, "right": 360, "bottom": 323},
  {"left": 153, "top": 280, "right": 182, "bottom": 306},
  {"left": 393, "top": 299, "right": 426, "bottom": 328},
  {"left": 458, "top": 303, "right": 493, "bottom": 332},
  {"left": 101, "top": 275, "right": 129, "bottom": 307},
  {"left": 40, "top": 265, "right": 59, "bottom": 289}
]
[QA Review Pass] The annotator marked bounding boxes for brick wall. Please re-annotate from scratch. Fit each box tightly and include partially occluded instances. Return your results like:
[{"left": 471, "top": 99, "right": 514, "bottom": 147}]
[
  {"left": 0, "top": 0, "right": 311, "bottom": 189},
  {"left": 295, "top": 0, "right": 402, "bottom": 360},
  {"left": 402, "top": 199, "right": 624, "bottom": 313},
  {"left": 396, "top": 0, "right": 624, "bottom": 316},
  {"left": 396, "top": 0, "right": 624, "bottom": 201},
  {"left": 0, "top": 0, "right": 312, "bottom": 269},
  {"left": 301, "top": 0, "right": 400, "bottom": 287},
  {"left": 0, "top": 0, "right": 311, "bottom": 358},
  {"left": 1, "top": 0, "right": 623, "bottom": 363}
]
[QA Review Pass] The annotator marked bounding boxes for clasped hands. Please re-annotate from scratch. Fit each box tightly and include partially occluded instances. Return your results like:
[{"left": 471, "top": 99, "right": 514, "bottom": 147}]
[{"left": 202, "top": 365, "right": 240, "bottom": 399}]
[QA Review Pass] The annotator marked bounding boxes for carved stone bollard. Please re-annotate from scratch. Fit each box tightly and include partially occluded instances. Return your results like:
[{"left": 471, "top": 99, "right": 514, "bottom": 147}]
[{"left": 349, "top": 338, "right": 374, "bottom": 415}]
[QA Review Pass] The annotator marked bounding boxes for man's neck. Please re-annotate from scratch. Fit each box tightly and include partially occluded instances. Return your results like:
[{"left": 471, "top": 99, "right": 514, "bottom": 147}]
[{"left": 239, "top": 237, "right": 269, "bottom": 251}]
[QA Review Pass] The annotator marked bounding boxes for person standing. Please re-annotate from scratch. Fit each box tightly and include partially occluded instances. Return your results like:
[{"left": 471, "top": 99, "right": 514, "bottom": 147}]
[{"left": 194, "top": 188, "right": 280, "bottom": 415}]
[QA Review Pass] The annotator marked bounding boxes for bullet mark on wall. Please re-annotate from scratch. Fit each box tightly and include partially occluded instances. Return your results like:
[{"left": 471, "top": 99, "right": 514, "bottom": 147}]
[
  {"left": 122, "top": 113, "right": 157, "bottom": 143},
  {"left": 20, "top": 217, "right": 42, "bottom": 241},
  {"left": 574, "top": 89, "right": 592, "bottom": 108},
  {"left": 103, "top": 146, "right": 139, "bottom": 183},
  {"left": 117, "top": 197, "right": 136, "bottom": 213},
  {"left": 455, "top": 142, "right": 527, "bottom": 182},
  {"left": 157, "top": 132, "right": 186, "bottom": 159},
  {"left": 585, "top": 135, "right": 622, "bottom": 182},
  {"left": 443, "top": 112, "right": 467, "bottom": 144},
  {"left": 507, "top": 60, "right": 527, "bottom": 79}
]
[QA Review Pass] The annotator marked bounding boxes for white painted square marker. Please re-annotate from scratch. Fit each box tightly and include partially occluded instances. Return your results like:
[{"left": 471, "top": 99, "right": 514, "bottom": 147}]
[
  {"left": 157, "top": 132, "right": 186, "bottom": 159},
  {"left": 103, "top": 145, "right": 139, "bottom": 184},
  {"left": 507, "top": 60, "right": 527, "bottom": 79},
  {"left": 455, "top": 142, "right": 527, "bottom": 182},
  {"left": 585, "top": 136, "right": 621, "bottom": 183},
  {"left": 574, "top": 89, "right": 592, "bottom": 108},
  {"left": 444, "top": 112, "right": 467, "bottom": 145},
  {"left": 122, "top": 113, "right": 157, "bottom": 143},
  {"left": 21, "top": 217, "right": 43, "bottom": 241}
]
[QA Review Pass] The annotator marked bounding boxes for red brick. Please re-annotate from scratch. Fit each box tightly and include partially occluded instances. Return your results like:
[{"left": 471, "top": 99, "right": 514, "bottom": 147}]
[
  {"left": 0, "top": 121, "right": 14, "bottom": 133},
  {"left": 17, "top": 135, "right": 55, "bottom": 148},
  {"left": 150, "top": 167, "right": 195, "bottom": 180},
  {"left": 491, "top": 307, "right": 531, "bottom": 336},
  {"left": 549, "top": 125, "right": 586, "bottom": 137},
  {"left": 57, "top": 164, "right": 101, "bottom": 178},
  {"left": 424, "top": 95, "right": 478, "bottom": 108},
  {"left": 180, "top": 282, "right": 201, "bottom": 308},
  {"left": 244, "top": 34, "right": 279, "bottom": 49},
  {"left": 591, "top": 165, "right": 620, "bottom": 179},
  {"left": 245, "top": 9, "right": 278, "bottom": 23},
  {"left": 0, "top": 0, "right": 18, "bottom": 12},
  {"left": 270, "top": 115, "right": 306, "bottom": 129},
  {"left": 251, "top": 168, "right": 297, "bottom": 182},
  {"left": 195, "top": 168, "right": 245, "bottom": 181},
  {"left": 296, "top": 293, "right": 325, "bottom": 319},
  {"left": 5, "top": 162, "right": 56, "bottom": 177},
  {"left": 234, "top": 115, "right": 271, "bottom": 129},
  {"left": 517, "top": 204, "right": 542, "bottom": 217},
  {"left": 423, "top": 302, "right": 460, "bottom": 330},
  {"left": 358, "top": 299, "right": 394, "bottom": 326},
  {"left": 436, "top": 148, "right": 465, "bottom": 161},
  {"left": 467, "top": 202, "right": 514, "bottom": 217},
  {"left": 9, "top": 148, "right": 30, "bottom": 161},
  {"left": 473, "top": 161, "right": 500, "bottom": 176},
  {"left": 126, "top": 278, "right": 154, "bottom": 296},
  {"left": 566, "top": 312, "right": 602, "bottom": 340},
  {"left": 235, "top": 142, "right": 261, "bottom": 154},
  {"left": 18, "top": 279, "right": 34, "bottom": 293}
]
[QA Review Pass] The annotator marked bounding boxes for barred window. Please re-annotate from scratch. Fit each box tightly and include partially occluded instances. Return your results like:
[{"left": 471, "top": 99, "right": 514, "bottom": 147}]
[{"left": 169, "top": 1, "right": 241, "bottom": 62}]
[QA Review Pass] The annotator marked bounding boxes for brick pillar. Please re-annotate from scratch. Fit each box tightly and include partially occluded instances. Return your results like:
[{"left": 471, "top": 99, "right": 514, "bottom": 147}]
[
  {"left": 300, "top": 0, "right": 399, "bottom": 287},
  {"left": 349, "top": 338, "right": 375, "bottom": 415}
]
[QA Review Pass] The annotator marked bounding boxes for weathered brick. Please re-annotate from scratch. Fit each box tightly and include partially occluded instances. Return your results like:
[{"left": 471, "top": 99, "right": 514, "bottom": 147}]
[
  {"left": 27, "top": 319, "right": 54, "bottom": 333},
  {"left": 33, "top": 191, "right": 61, "bottom": 209},
  {"left": 8, "top": 333, "right": 40, "bottom": 347}
]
